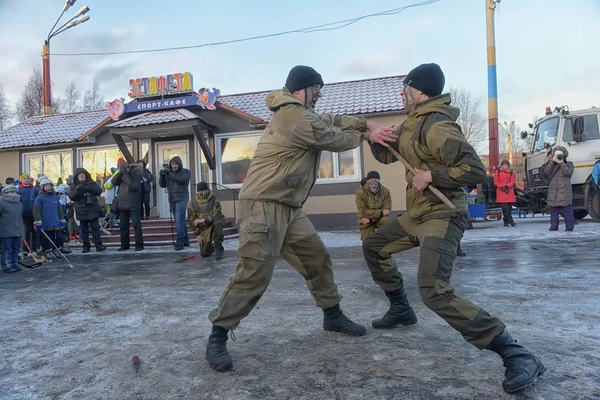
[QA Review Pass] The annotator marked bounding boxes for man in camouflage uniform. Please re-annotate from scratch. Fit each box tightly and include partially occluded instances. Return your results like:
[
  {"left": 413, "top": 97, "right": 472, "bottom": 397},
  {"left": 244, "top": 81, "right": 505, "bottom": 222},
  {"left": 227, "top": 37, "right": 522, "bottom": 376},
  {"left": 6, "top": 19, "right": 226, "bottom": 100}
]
[
  {"left": 355, "top": 170, "right": 392, "bottom": 241},
  {"left": 363, "top": 63, "right": 545, "bottom": 393},
  {"left": 205, "top": 65, "right": 397, "bottom": 372},
  {"left": 187, "top": 182, "right": 225, "bottom": 259}
]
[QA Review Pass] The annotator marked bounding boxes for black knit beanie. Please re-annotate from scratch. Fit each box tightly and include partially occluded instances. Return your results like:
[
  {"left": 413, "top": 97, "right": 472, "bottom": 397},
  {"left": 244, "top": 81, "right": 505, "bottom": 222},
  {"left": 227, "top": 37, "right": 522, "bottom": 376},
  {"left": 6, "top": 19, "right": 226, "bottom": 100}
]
[
  {"left": 403, "top": 63, "right": 445, "bottom": 97},
  {"left": 197, "top": 182, "right": 209, "bottom": 192},
  {"left": 366, "top": 171, "right": 380, "bottom": 180},
  {"left": 285, "top": 65, "right": 324, "bottom": 93}
]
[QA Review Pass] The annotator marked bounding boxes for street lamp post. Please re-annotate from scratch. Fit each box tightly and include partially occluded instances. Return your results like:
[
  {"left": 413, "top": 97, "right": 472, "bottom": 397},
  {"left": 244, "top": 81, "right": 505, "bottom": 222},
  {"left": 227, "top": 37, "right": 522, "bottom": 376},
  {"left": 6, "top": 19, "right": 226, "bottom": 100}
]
[{"left": 42, "top": 0, "right": 90, "bottom": 115}]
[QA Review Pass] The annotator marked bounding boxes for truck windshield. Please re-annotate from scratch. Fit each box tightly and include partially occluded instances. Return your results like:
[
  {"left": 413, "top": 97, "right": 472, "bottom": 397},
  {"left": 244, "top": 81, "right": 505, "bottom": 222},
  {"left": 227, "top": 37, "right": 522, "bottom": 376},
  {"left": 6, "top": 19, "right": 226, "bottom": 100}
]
[{"left": 534, "top": 118, "right": 559, "bottom": 151}]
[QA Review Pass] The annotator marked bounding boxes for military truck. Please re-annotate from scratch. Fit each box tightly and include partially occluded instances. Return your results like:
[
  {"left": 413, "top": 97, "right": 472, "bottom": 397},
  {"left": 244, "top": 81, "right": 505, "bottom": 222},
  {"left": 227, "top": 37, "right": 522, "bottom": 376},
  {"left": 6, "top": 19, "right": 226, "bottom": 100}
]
[{"left": 519, "top": 106, "right": 600, "bottom": 220}]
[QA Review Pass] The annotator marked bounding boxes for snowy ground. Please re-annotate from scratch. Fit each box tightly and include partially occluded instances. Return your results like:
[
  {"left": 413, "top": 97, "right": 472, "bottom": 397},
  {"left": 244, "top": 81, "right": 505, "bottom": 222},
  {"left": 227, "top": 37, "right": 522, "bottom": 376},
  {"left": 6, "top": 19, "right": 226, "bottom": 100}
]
[{"left": 1, "top": 215, "right": 599, "bottom": 399}]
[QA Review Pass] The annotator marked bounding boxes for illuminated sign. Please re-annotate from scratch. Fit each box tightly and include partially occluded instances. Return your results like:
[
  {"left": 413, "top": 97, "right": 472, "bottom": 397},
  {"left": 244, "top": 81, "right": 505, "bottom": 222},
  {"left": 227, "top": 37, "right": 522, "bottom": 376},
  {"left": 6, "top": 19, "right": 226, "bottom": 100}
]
[
  {"left": 106, "top": 88, "right": 221, "bottom": 121},
  {"left": 128, "top": 72, "right": 194, "bottom": 98}
]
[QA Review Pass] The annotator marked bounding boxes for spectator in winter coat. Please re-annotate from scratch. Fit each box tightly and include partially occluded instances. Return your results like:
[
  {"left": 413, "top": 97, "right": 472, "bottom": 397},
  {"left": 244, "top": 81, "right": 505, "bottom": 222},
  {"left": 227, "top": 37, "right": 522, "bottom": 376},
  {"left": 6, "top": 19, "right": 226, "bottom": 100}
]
[
  {"left": 18, "top": 174, "right": 36, "bottom": 254},
  {"left": 494, "top": 159, "right": 517, "bottom": 227},
  {"left": 112, "top": 159, "right": 144, "bottom": 251},
  {"left": 70, "top": 168, "right": 107, "bottom": 253},
  {"left": 33, "top": 179, "right": 71, "bottom": 260},
  {"left": 138, "top": 160, "right": 153, "bottom": 220},
  {"left": 187, "top": 182, "right": 225, "bottom": 259},
  {"left": 355, "top": 170, "right": 392, "bottom": 241},
  {"left": 592, "top": 158, "right": 600, "bottom": 187},
  {"left": 159, "top": 156, "right": 190, "bottom": 251},
  {"left": 540, "top": 146, "right": 575, "bottom": 231},
  {"left": 0, "top": 186, "right": 25, "bottom": 273}
]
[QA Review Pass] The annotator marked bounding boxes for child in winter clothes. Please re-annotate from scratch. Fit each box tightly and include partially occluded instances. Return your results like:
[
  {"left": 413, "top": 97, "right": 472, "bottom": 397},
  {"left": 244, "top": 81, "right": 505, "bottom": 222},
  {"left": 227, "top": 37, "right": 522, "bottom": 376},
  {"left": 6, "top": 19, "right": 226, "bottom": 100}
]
[
  {"left": 0, "top": 186, "right": 25, "bottom": 273},
  {"left": 33, "top": 179, "right": 71, "bottom": 259}
]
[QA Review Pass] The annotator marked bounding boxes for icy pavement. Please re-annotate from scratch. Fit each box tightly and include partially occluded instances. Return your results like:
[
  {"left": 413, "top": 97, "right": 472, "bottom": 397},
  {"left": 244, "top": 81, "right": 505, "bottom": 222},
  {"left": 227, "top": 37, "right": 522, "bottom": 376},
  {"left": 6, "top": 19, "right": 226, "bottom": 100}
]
[{"left": 1, "top": 215, "right": 599, "bottom": 399}]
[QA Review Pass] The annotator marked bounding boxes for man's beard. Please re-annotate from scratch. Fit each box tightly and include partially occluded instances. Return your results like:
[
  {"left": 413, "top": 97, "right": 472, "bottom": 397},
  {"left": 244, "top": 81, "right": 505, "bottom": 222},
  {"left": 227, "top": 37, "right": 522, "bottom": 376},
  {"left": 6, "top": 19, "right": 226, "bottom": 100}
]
[{"left": 305, "top": 89, "right": 318, "bottom": 109}]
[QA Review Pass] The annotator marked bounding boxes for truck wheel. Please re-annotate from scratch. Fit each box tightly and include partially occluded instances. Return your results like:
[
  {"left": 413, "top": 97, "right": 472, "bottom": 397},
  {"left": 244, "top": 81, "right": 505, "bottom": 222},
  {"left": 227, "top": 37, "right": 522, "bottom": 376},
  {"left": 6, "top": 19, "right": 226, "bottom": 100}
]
[
  {"left": 573, "top": 209, "right": 588, "bottom": 220},
  {"left": 587, "top": 189, "right": 600, "bottom": 221}
]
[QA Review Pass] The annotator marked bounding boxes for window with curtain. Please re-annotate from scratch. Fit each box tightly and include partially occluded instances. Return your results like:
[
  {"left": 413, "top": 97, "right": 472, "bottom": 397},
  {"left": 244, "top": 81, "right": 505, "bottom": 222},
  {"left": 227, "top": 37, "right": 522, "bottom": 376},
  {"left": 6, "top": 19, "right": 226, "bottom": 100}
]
[{"left": 317, "top": 149, "right": 360, "bottom": 182}]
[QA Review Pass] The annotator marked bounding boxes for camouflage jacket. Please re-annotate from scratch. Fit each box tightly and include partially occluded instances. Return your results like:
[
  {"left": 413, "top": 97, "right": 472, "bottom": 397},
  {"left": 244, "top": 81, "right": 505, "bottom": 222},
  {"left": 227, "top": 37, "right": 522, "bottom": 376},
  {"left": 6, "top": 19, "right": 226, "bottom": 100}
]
[
  {"left": 187, "top": 191, "right": 224, "bottom": 235},
  {"left": 370, "top": 94, "right": 486, "bottom": 221},
  {"left": 239, "top": 88, "right": 368, "bottom": 208},
  {"left": 355, "top": 183, "right": 392, "bottom": 226}
]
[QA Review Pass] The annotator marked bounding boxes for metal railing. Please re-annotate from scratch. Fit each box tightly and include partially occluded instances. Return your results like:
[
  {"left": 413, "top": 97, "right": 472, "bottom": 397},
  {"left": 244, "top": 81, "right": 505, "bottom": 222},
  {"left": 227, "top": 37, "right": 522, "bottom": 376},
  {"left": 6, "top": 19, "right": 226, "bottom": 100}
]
[{"left": 208, "top": 182, "right": 239, "bottom": 226}]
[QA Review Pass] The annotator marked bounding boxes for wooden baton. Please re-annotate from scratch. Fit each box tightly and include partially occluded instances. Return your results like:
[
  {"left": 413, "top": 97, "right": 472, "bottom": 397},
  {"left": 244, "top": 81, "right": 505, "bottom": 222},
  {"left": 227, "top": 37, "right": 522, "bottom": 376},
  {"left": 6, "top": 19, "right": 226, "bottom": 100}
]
[{"left": 385, "top": 146, "right": 457, "bottom": 211}]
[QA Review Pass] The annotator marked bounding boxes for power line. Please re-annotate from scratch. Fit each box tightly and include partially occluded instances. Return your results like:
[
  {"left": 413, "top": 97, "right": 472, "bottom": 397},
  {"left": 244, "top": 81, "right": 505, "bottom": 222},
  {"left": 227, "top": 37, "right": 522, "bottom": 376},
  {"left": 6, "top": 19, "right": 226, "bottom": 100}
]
[{"left": 52, "top": 0, "right": 440, "bottom": 57}]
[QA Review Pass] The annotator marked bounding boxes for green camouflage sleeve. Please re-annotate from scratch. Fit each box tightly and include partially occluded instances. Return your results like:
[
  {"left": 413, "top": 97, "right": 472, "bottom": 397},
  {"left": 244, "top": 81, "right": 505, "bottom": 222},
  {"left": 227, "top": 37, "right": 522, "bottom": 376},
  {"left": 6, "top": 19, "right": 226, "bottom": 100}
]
[
  {"left": 292, "top": 114, "right": 362, "bottom": 152},
  {"left": 382, "top": 187, "right": 392, "bottom": 210},
  {"left": 426, "top": 122, "right": 487, "bottom": 188},
  {"left": 368, "top": 124, "right": 402, "bottom": 165},
  {"left": 318, "top": 114, "right": 368, "bottom": 132}
]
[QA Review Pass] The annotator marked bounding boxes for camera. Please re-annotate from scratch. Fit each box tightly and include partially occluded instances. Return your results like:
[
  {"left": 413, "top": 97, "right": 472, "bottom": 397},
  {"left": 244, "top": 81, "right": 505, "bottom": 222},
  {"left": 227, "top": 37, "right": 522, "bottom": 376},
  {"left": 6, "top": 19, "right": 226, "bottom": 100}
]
[
  {"left": 162, "top": 163, "right": 169, "bottom": 169},
  {"left": 557, "top": 154, "right": 563, "bottom": 160}
]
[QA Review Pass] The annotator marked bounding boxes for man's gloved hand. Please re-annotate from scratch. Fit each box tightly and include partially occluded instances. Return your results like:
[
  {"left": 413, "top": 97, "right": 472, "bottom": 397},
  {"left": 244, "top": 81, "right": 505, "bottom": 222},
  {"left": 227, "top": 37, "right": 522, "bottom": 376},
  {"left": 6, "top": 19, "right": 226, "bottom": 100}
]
[
  {"left": 501, "top": 186, "right": 510, "bottom": 194},
  {"left": 34, "top": 221, "right": 43, "bottom": 232}
]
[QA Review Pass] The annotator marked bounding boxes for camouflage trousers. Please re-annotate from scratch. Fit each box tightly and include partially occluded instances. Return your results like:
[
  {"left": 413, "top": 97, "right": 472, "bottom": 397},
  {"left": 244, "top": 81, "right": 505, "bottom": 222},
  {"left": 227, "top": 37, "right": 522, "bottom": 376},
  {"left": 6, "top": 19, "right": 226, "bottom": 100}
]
[
  {"left": 359, "top": 217, "right": 389, "bottom": 241},
  {"left": 363, "top": 214, "right": 505, "bottom": 349},
  {"left": 197, "top": 219, "right": 224, "bottom": 257},
  {"left": 209, "top": 200, "right": 341, "bottom": 330}
]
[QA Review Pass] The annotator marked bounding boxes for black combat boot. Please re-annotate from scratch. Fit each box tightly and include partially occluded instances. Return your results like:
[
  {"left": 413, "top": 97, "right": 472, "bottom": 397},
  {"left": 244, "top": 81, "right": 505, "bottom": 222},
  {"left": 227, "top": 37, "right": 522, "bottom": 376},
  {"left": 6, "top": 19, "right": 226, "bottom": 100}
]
[
  {"left": 205, "top": 326, "right": 233, "bottom": 372},
  {"left": 214, "top": 243, "right": 224, "bottom": 260},
  {"left": 486, "top": 330, "right": 545, "bottom": 393},
  {"left": 323, "top": 304, "right": 366, "bottom": 336},
  {"left": 372, "top": 290, "right": 418, "bottom": 329}
]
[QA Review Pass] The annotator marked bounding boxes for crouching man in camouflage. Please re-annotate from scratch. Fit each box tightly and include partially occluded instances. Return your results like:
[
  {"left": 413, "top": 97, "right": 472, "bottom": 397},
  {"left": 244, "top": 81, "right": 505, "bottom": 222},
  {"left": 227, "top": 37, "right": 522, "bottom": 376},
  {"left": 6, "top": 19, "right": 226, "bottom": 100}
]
[
  {"left": 363, "top": 63, "right": 545, "bottom": 393},
  {"left": 187, "top": 182, "right": 225, "bottom": 259},
  {"left": 205, "top": 65, "right": 397, "bottom": 372}
]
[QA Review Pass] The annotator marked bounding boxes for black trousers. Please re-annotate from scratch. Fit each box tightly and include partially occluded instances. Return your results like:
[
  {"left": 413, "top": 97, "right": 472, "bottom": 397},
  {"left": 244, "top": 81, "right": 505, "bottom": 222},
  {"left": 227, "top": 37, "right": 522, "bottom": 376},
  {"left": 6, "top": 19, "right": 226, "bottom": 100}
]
[
  {"left": 80, "top": 219, "right": 103, "bottom": 250},
  {"left": 119, "top": 210, "right": 144, "bottom": 249},
  {"left": 40, "top": 230, "right": 63, "bottom": 252},
  {"left": 501, "top": 203, "right": 514, "bottom": 224},
  {"left": 140, "top": 191, "right": 151, "bottom": 218},
  {"left": 22, "top": 215, "right": 37, "bottom": 252}
]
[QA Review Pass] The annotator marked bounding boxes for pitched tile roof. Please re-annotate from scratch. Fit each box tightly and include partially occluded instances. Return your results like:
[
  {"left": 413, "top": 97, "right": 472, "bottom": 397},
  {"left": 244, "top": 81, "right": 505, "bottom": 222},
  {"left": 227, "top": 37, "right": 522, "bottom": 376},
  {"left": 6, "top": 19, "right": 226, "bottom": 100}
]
[
  {"left": 217, "top": 75, "right": 406, "bottom": 121},
  {"left": 107, "top": 108, "right": 200, "bottom": 128},
  {"left": 0, "top": 110, "right": 110, "bottom": 149}
]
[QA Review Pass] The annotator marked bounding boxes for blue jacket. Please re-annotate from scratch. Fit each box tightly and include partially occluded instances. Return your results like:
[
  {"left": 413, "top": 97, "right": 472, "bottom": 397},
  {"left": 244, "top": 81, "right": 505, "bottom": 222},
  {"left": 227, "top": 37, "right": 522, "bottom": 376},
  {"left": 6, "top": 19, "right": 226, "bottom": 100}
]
[
  {"left": 31, "top": 186, "right": 42, "bottom": 210},
  {"left": 592, "top": 161, "right": 600, "bottom": 186},
  {"left": 33, "top": 191, "right": 64, "bottom": 230},
  {"left": 18, "top": 184, "right": 35, "bottom": 217}
]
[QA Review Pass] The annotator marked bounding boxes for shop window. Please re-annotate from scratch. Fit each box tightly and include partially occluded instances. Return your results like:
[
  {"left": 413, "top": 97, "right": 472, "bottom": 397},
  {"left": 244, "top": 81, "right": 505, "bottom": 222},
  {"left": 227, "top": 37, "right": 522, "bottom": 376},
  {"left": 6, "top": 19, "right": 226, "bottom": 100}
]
[
  {"left": 217, "top": 134, "right": 261, "bottom": 187},
  {"left": 24, "top": 151, "right": 72, "bottom": 184},
  {"left": 79, "top": 146, "right": 129, "bottom": 186}
]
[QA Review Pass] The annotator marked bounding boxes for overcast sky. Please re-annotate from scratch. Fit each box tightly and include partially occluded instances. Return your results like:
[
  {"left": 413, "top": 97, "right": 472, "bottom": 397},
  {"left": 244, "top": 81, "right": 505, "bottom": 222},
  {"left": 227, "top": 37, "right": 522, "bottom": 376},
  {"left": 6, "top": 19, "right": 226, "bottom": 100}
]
[{"left": 1, "top": 0, "right": 599, "bottom": 143}]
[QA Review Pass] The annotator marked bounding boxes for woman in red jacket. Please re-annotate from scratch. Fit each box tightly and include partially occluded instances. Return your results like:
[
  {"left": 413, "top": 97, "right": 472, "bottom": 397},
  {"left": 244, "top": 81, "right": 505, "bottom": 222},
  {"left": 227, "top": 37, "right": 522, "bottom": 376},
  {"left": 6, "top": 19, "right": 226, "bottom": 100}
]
[{"left": 494, "top": 159, "right": 517, "bottom": 227}]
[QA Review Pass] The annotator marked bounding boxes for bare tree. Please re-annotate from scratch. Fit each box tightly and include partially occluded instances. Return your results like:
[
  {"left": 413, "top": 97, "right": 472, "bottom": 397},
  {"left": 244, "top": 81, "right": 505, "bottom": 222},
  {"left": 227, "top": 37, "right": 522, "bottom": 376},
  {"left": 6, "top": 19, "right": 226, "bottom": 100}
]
[
  {"left": 63, "top": 81, "right": 81, "bottom": 113},
  {"left": 16, "top": 68, "right": 62, "bottom": 122},
  {"left": 450, "top": 88, "right": 487, "bottom": 149},
  {"left": 0, "top": 81, "right": 12, "bottom": 131},
  {"left": 83, "top": 80, "right": 104, "bottom": 111}
]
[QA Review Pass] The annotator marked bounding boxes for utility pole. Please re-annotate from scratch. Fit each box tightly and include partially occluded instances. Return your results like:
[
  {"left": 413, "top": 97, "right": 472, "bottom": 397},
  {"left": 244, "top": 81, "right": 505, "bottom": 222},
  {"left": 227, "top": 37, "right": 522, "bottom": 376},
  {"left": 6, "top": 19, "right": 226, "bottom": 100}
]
[{"left": 486, "top": 0, "right": 500, "bottom": 173}]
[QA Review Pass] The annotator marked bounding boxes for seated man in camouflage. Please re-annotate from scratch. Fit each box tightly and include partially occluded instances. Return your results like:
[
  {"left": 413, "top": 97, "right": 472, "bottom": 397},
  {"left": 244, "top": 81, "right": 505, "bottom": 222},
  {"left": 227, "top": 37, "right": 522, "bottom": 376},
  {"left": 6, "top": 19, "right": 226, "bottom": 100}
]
[
  {"left": 187, "top": 182, "right": 225, "bottom": 260},
  {"left": 355, "top": 170, "right": 392, "bottom": 241}
]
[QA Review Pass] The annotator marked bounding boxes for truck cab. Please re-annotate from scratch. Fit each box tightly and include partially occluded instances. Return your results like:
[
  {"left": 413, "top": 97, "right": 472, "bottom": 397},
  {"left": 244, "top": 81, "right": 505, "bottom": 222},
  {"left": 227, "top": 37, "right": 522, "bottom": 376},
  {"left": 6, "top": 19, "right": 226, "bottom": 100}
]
[{"left": 521, "top": 106, "right": 600, "bottom": 220}]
